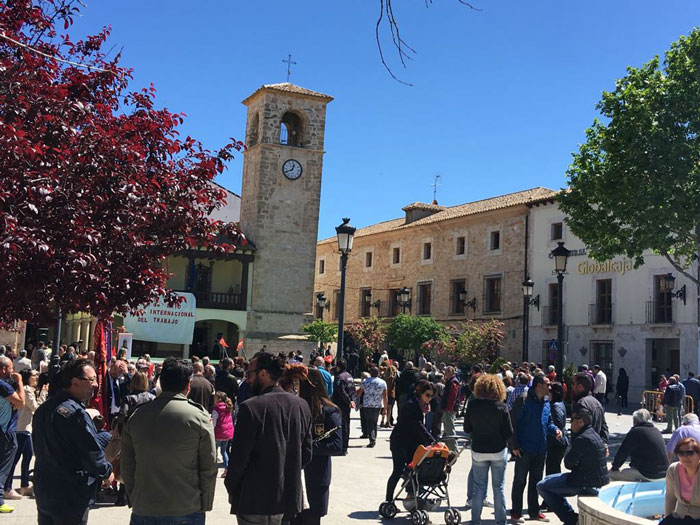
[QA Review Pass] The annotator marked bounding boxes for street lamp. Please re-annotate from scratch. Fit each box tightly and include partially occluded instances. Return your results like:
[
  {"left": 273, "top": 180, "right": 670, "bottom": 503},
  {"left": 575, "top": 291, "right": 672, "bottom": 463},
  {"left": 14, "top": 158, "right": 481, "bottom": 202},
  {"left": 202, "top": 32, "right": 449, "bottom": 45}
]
[
  {"left": 316, "top": 292, "right": 328, "bottom": 318},
  {"left": 398, "top": 286, "right": 411, "bottom": 314},
  {"left": 551, "top": 242, "right": 570, "bottom": 376},
  {"left": 458, "top": 289, "right": 477, "bottom": 313},
  {"left": 335, "top": 218, "right": 355, "bottom": 363},
  {"left": 665, "top": 273, "right": 687, "bottom": 305},
  {"left": 521, "top": 277, "right": 540, "bottom": 363}
]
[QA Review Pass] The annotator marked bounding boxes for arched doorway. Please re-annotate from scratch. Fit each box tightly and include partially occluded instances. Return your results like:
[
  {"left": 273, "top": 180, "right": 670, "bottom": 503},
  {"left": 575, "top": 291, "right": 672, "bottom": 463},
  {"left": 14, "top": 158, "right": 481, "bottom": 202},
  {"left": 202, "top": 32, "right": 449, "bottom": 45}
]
[{"left": 191, "top": 320, "right": 239, "bottom": 361}]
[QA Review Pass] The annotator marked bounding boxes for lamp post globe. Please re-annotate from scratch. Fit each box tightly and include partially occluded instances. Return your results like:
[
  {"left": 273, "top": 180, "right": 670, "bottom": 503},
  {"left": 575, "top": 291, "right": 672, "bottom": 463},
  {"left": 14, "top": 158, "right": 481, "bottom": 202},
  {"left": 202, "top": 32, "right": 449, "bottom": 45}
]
[
  {"left": 398, "top": 286, "right": 411, "bottom": 314},
  {"left": 335, "top": 218, "right": 355, "bottom": 363}
]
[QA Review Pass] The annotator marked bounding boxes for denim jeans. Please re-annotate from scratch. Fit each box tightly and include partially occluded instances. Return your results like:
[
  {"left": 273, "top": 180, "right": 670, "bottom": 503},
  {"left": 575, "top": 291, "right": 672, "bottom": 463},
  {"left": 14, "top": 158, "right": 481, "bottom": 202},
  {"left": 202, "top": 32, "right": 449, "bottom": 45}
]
[
  {"left": 216, "top": 440, "right": 229, "bottom": 469},
  {"left": 6, "top": 430, "right": 32, "bottom": 489},
  {"left": 471, "top": 450, "right": 508, "bottom": 525},
  {"left": 129, "top": 511, "right": 205, "bottom": 525},
  {"left": 511, "top": 451, "right": 545, "bottom": 517},
  {"left": 536, "top": 473, "right": 598, "bottom": 525},
  {"left": 666, "top": 406, "right": 681, "bottom": 431},
  {"left": 0, "top": 431, "right": 17, "bottom": 504},
  {"left": 442, "top": 411, "right": 457, "bottom": 452}
]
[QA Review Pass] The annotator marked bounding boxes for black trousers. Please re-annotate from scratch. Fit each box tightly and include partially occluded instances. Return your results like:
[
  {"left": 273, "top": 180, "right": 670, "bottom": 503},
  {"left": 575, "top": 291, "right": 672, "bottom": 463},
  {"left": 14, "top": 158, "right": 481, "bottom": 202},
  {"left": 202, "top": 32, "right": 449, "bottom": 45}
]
[
  {"left": 339, "top": 405, "right": 351, "bottom": 453},
  {"left": 361, "top": 407, "right": 381, "bottom": 444},
  {"left": 545, "top": 445, "right": 566, "bottom": 476},
  {"left": 38, "top": 507, "right": 90, "bottom": 525},
  {"left": 386, "top": 446, "right": 412, "bottom": 501},
  {"left": 511, "top": 452, "right": 546, "bottom": 517}
]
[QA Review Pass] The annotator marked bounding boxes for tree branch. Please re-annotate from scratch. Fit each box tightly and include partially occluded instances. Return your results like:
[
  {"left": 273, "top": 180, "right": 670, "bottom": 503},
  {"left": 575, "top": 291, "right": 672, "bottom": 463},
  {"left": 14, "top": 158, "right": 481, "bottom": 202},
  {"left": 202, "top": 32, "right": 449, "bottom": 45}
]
[{"left": 661, "top": 250, "right": 698, "bottom": 285}]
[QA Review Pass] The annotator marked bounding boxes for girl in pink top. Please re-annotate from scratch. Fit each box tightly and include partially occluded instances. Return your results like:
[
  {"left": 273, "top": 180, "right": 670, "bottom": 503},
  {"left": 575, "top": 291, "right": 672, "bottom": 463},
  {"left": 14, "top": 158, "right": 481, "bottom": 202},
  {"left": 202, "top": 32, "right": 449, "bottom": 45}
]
[{"left": 212, "top": 391, "right": 234, "bottom": 475}]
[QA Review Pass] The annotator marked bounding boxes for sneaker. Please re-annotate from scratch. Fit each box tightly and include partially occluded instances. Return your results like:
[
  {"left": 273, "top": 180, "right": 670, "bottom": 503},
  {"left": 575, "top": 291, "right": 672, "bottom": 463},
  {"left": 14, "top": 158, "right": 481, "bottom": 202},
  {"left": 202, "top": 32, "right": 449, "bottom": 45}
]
[
  {"left": 3, "top": 490, "right": 21, "bottom": 500},
  {"left": 0, "top": 504, "right": 13, "bottom": 513},
  {"left": 367, "top": 442, "right": 376, "bottom": 448},
  {"left": 483, "top": 498, "right": 494, "bottom": 507},
  {"left": 531, "top": 513, "right": 550, "bottom": 522},
  {"left": 465, "top": 499, "right": 472, "bottom": 509},
  {"left": 510, "top": 514, "right": 524, "bottom": 524}
]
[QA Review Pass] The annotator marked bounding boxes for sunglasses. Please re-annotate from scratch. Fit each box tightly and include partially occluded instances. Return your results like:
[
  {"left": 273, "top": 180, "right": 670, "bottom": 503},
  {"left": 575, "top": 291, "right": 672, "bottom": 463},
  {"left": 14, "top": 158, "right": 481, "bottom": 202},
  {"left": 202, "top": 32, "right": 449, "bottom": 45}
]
[{"left": 678, "top": 450, "right": 697, "bottom": 457}]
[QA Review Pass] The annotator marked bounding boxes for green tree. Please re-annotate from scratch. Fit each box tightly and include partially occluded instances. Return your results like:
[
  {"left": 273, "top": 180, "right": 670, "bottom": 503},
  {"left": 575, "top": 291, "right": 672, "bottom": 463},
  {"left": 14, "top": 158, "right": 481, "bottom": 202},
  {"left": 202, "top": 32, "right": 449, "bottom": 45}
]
[
  {"left": 387, "top": 314, "right": 448, "bottom": 361},
  {"left": 301, "top": 319, "right": 337, "bottom": 348},
  {"left": 559, "top": 29, "right": 700, "bottom": 284}
]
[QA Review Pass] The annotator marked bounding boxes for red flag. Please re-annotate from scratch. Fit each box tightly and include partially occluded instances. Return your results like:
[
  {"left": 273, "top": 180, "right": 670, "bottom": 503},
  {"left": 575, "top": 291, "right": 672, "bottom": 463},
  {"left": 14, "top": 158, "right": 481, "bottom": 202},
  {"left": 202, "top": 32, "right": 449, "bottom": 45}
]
[
  {"left": 236, "top": 339, "right": 244, "bottom": 351},
  {"left": 89, "top": 320, "right": 109, "bottom": 427},
  {"left": 219, "top": 337, "right": 229, "bottom": 348}
]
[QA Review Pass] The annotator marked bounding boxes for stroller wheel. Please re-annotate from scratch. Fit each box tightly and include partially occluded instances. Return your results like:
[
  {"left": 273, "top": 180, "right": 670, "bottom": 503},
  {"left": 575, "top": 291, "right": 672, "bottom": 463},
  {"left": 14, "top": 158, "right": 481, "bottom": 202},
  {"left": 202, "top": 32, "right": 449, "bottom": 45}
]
[
  {"left": 380, "top": 501, "right": 398, "bottom": 519},
  {"left": 419, "top": 510, "right": 429, "bottom": 524},
  {"left": 444, "top": 508, "right": 461, "bottom": 524},
  {"left": 411, "top": 510, "right": 428, "bottom": 525}
]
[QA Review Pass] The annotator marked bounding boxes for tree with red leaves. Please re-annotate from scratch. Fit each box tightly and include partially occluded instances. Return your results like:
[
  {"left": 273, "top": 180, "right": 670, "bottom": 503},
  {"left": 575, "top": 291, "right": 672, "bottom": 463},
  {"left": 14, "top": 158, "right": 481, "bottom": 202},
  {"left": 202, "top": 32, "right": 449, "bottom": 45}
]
[{"left": 0, "top": 0, "right": 245, "bottom": 325}]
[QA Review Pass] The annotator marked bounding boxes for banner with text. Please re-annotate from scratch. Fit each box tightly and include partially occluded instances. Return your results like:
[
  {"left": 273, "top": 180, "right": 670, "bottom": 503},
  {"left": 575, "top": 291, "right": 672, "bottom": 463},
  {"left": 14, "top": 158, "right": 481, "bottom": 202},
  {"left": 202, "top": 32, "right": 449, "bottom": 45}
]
[{"left": 123, "top": 292, "right": 196, "bottom": 345}]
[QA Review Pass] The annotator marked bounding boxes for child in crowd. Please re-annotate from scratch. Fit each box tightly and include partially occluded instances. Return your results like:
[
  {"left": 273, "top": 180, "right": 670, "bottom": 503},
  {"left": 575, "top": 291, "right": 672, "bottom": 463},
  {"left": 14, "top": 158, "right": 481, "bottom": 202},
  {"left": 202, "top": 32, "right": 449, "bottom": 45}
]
[{"left": 212, "top": 391, "right": 234, "bottom": 476}]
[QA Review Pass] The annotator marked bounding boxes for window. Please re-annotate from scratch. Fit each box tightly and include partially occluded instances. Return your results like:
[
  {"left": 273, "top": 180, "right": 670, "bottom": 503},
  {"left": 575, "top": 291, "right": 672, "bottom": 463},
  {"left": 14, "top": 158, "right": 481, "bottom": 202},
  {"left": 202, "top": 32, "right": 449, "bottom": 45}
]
[
  {"left": 423, "top": 242, "right": 432, "bottom": 260},
  {"left": 456, "top": 236, "right": 466, "bottom": 256},
  {"left": 451, "top": 279, "right": 466, "bottom": 315},
  {"left": 360, "top": 288, "right": 372, "bottom": 317},
  {"left": 332, "top": 290, "right": 341, "bottom": 320},
  {"left": 365, "top": 252, "right": 373, "bottom": 268},
  {"left": 318, "top": 259, "right": 325, "bottom": 275},
  {"left": 417, "top": 283, "right": 432, "bottom": 315},
  {"left": 652, "top": 274, "right": 673, "bottom": 323},
  {"left": 388, "top": 289, "right": 400, "bottom": 317},
  {"left": 191, "top": 263, "right": 212, "bottom": 296},
  {"left": 392, "top": 247, "right": 401, "bottom": 264},
  {"left": 280, "top": 112, "right": 302, "bottom": 147},
  {"left": 489, "top": 231, "right": 500, "bottom": 251},
  {"left": 482, "top": 276, "right": 502, "bottom": 314},
  {"left": 590, "top": 340, "right": 614, "bottom": 382},
  {"left": 593, "top": 279, "right": 612, "bottom": 324},
  {"left": 551, "top": 222, "right": 563, "bottom": 241},
  {"left": 545, "top": 282, "right": 559, "bottom": 325}
]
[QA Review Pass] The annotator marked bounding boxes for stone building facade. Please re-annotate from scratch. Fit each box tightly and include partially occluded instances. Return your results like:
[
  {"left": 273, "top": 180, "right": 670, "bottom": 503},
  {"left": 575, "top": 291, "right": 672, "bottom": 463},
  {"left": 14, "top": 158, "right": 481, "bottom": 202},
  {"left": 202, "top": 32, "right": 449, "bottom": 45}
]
[{"left": 314, "top": 187, "right": 556, "bottom": 363}]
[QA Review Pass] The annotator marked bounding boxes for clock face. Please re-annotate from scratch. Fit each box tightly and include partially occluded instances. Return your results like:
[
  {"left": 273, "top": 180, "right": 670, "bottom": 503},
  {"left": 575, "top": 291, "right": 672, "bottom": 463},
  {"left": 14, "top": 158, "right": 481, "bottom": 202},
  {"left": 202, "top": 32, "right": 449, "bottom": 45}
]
[{"left": 282, "top": 159, "right": 303, "bottom": 180}]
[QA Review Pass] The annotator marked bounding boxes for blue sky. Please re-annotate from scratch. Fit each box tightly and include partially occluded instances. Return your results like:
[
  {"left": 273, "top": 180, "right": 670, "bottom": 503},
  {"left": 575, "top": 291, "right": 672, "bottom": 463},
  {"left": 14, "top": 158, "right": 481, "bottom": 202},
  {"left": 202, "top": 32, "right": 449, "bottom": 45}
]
[{"left": 70, "top": 1, "right": 700, "bottom": 240}]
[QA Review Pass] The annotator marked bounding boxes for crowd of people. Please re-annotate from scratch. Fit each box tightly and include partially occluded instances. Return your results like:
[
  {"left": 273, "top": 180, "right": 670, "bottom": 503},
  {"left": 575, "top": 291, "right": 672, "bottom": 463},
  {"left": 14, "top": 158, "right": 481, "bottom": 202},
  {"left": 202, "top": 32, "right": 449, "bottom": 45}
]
[{"left": 1, "top": 340, "right": 700, "bottom": 524}]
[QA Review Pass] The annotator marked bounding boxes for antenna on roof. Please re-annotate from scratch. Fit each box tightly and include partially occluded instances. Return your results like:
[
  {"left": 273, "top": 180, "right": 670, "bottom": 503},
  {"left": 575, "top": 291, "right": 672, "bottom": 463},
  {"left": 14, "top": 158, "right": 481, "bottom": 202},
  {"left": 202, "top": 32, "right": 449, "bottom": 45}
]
[{"left": 431, "top": 174, "right": 441, "bottom": 205}]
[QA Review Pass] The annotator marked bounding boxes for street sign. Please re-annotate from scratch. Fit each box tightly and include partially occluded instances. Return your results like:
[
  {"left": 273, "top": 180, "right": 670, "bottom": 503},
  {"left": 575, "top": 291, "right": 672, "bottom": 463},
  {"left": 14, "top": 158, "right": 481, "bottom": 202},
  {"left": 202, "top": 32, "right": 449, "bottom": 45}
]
[{"left": 548, "top": 340, "right": 558, "bottom": 362}]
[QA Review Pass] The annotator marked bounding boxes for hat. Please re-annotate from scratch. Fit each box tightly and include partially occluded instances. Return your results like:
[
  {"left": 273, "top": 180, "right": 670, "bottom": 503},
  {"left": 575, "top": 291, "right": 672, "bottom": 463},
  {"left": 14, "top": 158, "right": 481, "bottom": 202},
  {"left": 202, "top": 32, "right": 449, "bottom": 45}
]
[{"left": 548, "top": 365, "right": 555, "bottom": 372}]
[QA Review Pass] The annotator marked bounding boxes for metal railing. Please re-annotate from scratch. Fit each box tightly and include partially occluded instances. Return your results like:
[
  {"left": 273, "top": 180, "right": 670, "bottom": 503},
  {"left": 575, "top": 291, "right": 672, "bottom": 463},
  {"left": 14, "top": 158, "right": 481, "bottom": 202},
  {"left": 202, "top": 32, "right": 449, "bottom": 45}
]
[
  {"left": 588, "top": 303, "right": 613, "bottom": 325},
  {"left": 541, "top": 305, "right": 558, "bottom": 326},
  {"left": 645, "top": 301, "right": 673, "bottom": 324},
  {"left": 641, "top": 390, "right": 694, "bottom": 420}
]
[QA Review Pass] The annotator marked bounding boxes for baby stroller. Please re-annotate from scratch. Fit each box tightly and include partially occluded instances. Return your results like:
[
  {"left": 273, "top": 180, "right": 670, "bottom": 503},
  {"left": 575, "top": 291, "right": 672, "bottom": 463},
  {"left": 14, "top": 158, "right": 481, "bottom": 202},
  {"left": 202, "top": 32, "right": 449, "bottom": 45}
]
[{"left": 379, "top": 439, "right": 466, "bottom": 525}]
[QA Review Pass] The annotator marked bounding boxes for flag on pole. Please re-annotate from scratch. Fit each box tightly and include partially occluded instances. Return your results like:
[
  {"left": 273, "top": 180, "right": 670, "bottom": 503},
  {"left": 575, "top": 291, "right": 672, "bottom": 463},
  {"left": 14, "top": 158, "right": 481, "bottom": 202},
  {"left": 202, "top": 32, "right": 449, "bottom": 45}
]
[
  {"left": 219, "top": 337, "right": 229, "bottom": 348},
  {"left": 236, "top": 339, "right": 244, "bottom": 351}
]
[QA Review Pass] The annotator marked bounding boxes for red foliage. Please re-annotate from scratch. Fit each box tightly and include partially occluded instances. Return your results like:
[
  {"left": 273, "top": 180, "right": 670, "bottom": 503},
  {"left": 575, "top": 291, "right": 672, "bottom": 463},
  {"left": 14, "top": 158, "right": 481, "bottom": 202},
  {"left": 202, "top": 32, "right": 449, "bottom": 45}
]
[{"left": 0, "top": 1, "right": 245, "bottom": 323}]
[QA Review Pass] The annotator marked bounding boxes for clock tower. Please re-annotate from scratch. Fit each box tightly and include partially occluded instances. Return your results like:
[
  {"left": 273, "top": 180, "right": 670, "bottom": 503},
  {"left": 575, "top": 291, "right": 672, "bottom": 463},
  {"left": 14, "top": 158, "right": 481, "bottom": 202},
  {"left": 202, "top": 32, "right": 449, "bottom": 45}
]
[{"left": 240, "top": 83, "right": 333, "bottom": 351}]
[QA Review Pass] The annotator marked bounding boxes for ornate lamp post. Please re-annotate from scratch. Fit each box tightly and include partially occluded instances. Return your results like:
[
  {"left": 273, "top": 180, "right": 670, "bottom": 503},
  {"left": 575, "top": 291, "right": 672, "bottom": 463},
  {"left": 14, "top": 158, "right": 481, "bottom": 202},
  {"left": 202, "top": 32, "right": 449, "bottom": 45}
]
[
  {"left": 551, "top": 242, "right": 571, "bottom": 376},
  {"left": 521, "top": 277, "right": 540, "bottom": 363},
  {"left": 398, "top": 286, "right": 411, "bottom": 314},
  {"left": 335, "top": 218, "right": 355, "bottom": 363}
]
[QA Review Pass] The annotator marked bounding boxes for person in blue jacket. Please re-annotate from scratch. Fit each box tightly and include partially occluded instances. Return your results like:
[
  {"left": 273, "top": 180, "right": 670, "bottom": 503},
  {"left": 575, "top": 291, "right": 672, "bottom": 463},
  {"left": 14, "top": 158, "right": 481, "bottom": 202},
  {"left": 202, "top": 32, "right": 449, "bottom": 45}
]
[
  {"left": 510, "top": 374, "right": 562, "bottom": 523},
  {"left": 33, "top": 359, "right": 112, "bottom": 523}
]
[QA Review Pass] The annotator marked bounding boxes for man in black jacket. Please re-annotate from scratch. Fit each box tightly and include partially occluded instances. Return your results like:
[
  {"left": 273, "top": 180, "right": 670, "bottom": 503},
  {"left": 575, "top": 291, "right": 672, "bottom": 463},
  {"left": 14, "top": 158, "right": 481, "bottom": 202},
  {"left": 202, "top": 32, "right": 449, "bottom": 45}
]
[
  {"left": 610, "top": 408, "right": 668, "bottom": 481},
  {"left": 396, "top": 362, "right": 419, "bottom": 412},
  {"left": 225, "top": 352, "right": 312, "bottom": 525},
  {"left": 215, "top": 357, "right": 239, "bottom": 402},
  {"left": 331, "top": 359, "right": 356, "bottom": 455},
  {"left": 537, "top": 408, "right": 609, "bottom": 525},
  {"left": 572, "top": 372, "right": 609, "bottom": 444}
]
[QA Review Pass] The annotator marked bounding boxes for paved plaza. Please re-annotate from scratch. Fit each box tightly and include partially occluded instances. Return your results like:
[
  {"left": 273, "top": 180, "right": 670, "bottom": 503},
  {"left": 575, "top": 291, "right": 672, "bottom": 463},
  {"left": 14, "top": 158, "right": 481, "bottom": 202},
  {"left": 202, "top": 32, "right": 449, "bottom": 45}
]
[{"left": 4, "top": 406, "right": 651, "bottom": 525}]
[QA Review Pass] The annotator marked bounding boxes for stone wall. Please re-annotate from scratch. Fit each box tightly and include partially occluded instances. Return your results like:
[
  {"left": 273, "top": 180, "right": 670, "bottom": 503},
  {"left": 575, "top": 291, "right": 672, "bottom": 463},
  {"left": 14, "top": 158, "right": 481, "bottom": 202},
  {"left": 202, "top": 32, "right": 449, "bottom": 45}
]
[{"left": 314, "top": 206, "right": 531, "bottom": 363}]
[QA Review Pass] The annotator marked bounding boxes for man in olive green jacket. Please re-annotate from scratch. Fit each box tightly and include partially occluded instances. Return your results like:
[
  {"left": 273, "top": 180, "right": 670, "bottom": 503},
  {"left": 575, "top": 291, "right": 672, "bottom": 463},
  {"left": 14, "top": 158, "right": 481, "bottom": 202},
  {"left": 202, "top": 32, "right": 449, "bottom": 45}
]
[{"left": 121, "top": 357, "right": 217, "bottom": 522}]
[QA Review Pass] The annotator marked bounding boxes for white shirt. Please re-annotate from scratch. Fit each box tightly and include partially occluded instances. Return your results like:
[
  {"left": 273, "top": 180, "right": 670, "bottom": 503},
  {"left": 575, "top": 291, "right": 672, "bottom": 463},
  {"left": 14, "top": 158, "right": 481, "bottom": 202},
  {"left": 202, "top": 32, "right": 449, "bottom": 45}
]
[
  {"left": 13, "top": 357, "right": 31, "bottom": 373},
  {"left": 593, "top": 371, "right": 607, "bottom": 394}
]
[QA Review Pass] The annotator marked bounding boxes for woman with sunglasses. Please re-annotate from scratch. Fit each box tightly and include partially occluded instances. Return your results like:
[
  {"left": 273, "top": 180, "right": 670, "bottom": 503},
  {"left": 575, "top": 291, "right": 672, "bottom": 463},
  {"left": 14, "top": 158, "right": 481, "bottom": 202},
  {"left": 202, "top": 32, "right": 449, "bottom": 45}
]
[
  {"left": 383, "top": 380, "right": 436, "bottom": 505},
  {"left": 663, "top": 438, "right": 700, "bottom": 524}
]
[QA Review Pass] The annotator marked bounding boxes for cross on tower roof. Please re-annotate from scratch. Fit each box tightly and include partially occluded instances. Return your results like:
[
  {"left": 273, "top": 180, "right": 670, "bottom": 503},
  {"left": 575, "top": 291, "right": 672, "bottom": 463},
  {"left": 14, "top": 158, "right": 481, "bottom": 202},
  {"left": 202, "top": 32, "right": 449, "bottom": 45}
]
[{"left": 282, "top": 54, "right": 297, "bottom": 82}]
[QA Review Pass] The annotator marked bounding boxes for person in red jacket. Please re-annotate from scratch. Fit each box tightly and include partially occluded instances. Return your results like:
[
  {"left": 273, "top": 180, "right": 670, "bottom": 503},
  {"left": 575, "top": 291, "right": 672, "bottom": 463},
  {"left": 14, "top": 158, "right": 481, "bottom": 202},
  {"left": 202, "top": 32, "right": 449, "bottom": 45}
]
[{"left": 441, "top": 366, "right": 461, "bottom": 453}]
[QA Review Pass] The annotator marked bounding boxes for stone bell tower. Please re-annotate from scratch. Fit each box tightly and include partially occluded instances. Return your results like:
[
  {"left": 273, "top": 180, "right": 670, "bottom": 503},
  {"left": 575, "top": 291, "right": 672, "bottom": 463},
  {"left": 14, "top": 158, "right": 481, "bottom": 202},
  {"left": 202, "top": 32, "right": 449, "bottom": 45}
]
[{"left": 240, "top": 83, "right": 333, "bottom": 352}]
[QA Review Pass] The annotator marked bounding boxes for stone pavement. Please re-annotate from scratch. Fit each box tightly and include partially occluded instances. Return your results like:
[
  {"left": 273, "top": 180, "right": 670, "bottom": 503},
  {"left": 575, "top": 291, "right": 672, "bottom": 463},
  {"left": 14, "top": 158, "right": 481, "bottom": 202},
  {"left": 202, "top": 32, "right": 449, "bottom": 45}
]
[{"left": 4, "top": 407, "right": 649, "bottom": 524}]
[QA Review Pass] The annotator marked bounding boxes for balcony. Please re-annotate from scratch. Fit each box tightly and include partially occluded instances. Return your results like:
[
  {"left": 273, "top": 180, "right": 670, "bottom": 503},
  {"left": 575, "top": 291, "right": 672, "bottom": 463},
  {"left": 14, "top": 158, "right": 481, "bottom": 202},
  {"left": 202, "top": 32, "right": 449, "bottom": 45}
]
[
  {"left": 541, "top": 306, "right": 558, "bottom": 327},
  {"left": 177, "top": 290, "right": 246, "bottom": 311},
  {"left": 588, "top": 303, "right": 614, "bottom": 325},
  {"left": 646, "top": 300, "right": 673, "bottom": 324}
]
